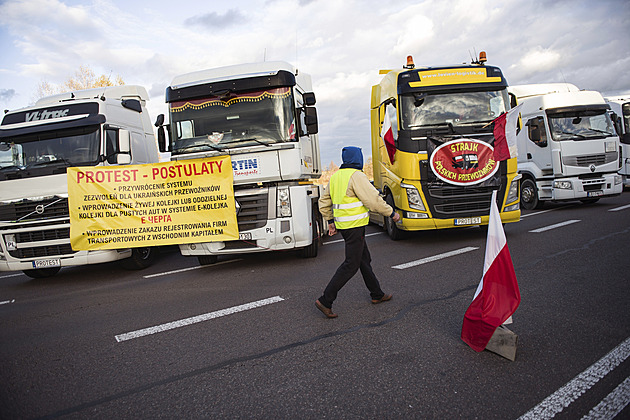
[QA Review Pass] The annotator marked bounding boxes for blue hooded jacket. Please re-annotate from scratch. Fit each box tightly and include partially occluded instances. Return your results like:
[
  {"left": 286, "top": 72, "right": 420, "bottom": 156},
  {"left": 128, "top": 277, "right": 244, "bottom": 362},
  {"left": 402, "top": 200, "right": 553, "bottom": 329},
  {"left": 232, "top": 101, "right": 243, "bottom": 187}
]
[{"left": 340, "top": 146, "right": 363, "bottom": 170}]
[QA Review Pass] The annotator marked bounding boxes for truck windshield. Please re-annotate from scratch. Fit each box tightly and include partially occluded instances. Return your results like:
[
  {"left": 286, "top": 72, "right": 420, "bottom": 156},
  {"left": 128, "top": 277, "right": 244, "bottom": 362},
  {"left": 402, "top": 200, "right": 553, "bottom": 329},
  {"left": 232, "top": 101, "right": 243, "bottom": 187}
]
[
  {"left": 548, "top": 110, "right": 616, "bottom": 141},
  {"left": 170, "top": 87, "right": 296, "bottom": 154},
  {"left": 400, "top": 89, "right": 509, "bottom": 129},
  {"left": 0, "top": 125, "right": 100, "bottom": 171}
]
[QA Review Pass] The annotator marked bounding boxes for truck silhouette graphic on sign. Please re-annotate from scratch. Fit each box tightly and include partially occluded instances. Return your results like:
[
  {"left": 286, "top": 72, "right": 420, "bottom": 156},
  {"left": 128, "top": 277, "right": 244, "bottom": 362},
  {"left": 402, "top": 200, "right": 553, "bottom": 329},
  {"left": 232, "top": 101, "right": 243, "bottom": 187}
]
[{"left": 452, "top": 154, "right": 479, "bottom": 170}]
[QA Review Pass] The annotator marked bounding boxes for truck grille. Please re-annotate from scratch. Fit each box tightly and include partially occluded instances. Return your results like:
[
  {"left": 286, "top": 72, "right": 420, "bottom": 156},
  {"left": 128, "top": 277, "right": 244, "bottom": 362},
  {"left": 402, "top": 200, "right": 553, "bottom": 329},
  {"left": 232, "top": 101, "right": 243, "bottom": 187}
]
[
  {"left": 10, "top": 243, "right": 74, "bottom": 259},
  {"left": 563, "top": 152, "right": 617, "bottom": 167},
  {"left": 426, "top": 185, "right": 494, "bottom": 217},
  {"left": 235, "top": 191, "right": 268, "bottom": 231},
  {"left": 0, "top": 197, "right": 69, "bottom": 222}
]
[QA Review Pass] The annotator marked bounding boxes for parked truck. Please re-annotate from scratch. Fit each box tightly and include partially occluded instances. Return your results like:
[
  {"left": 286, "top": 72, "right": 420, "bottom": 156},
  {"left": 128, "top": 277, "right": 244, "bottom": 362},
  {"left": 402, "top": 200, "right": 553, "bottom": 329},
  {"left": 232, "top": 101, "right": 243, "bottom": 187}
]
[
  {"left": 508, "top": 83, "right": 623, "bottom": 209},
  {"left": 370, "top": 53, "right": 521, "bottom": 239},
  {"left": 0, "top": 85, "right": 160, "bottom": 278},
  {"left": 161, "top": 61, "right": 323, "bottom": 264},
  {"left": 605, "top": 96, "right": 630, "bottom": 187}
]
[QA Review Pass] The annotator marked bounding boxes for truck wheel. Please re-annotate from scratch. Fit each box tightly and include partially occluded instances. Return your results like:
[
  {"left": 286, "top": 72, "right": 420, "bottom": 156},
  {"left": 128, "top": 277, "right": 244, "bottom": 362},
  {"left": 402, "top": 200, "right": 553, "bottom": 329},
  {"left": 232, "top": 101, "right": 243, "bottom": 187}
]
[
  {"left": 300, "top": 207, "right": 321, "bottom": 258},
  {"left": 384, "top": 194, "right": 404, "bottom": 240},
  {"left": 23, "top": 267, "right": 61, "bottom": 279},
  {"left": 122, "top": 247, "right": 156, "bottom": 270},
  {"left": 198, "top": 255, "right": 218, "bottom": 265},
  {"left": 520, "top": 178, "right": 543, "bottom": 210}
]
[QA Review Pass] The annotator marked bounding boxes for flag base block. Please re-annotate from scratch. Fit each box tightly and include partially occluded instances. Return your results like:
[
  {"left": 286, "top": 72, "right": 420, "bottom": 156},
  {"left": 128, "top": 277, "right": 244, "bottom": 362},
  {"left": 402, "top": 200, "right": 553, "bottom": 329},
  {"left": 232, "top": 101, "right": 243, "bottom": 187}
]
[{"left": 485, "top": 325, "right": 518, "bottom": 361}]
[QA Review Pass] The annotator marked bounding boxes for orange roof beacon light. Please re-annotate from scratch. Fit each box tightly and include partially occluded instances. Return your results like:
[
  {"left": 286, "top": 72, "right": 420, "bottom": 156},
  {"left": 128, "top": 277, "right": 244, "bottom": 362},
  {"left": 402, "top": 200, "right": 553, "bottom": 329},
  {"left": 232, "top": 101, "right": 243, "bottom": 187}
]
[
  {"left": 404, "top": 55, "right": 415, "bottom": 69},
  {"left": 479, "top": 51, "right": 487, "bottom": 65}
]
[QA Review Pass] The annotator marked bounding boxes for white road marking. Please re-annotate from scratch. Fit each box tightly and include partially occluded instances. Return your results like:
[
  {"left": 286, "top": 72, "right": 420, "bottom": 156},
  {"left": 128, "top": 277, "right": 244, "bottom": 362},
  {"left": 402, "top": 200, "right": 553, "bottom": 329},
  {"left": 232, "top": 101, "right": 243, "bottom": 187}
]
[
  {"left": 520, "top": 206, "right": 571, "bottom": 218},
  {"left": 581, "top": 376, "right": 630, "bottom": 420},
  {"left": 0, "top": 299, "right": 16, "bottom": 305},
  {"left": 529, "top": 219, "right": 581, "bottom": 233},
  {"left": 142, "top": 259, "right": 243, "bottom": 278},
  {"left": 518, "top": 336, "right": 630, "bottom": 420},
  {"left": 391, "top": 246, "right": 479, "bottom": 270},
  {"left": 609, "top": 204, "right": 630, "bottom": 212},
  {"left": 115, "top": 295, "right": 284, "bottom": 342},
  {"left": 323, "top": 231, "right": 383, "bottom": 245},
  {"left": 0, "top": 273, "right": 25, "bottom": 279}
]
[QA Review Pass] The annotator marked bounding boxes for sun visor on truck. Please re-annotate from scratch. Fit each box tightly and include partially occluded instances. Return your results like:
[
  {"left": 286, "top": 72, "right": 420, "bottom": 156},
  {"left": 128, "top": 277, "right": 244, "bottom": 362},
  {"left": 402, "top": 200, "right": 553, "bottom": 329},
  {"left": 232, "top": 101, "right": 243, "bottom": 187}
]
[
  {"left": 165, "top": 70, "right": 296, "bottom": 103},
  {"left": 0, "top": 103, "right": 105, "bottom": 139}
]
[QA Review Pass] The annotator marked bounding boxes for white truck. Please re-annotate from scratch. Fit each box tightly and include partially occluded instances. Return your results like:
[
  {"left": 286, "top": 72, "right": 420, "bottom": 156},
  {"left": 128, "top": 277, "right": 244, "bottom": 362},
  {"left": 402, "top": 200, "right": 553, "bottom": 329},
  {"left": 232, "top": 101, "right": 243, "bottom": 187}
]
[
  {"left": 0, "top": 85, "right": 161, "bottom": 278},
  {"left": 508, "top": 83, "right": 623, "bottom": 209},
  {"left": 161, "top": 61, "right": 323, "bottom": 265},
  {"left": 605, "top": 96, "right": 630, "bottom": 187}
]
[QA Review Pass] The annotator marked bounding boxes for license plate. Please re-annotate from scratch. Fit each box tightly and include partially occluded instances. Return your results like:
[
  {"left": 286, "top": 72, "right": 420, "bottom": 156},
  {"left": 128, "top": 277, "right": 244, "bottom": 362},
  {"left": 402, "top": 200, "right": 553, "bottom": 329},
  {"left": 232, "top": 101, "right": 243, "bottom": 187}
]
[
  {"left": 455, "top": 217, "right": 482, "bottom": 226},
  {"left": 239, "top": 232, "right": 252, "bottom": 240},
  {"left": 32, "top": 258, "right": 61, "bottom": 268},
  {"left": 587, "top": 191, "right": 603, "bottom": 197}
]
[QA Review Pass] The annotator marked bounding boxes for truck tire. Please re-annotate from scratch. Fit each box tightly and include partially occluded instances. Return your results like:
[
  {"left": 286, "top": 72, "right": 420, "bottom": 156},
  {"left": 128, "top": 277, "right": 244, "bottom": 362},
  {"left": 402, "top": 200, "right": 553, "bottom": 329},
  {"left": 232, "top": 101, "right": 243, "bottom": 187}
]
[
  {"left": 520, "top": 178, "right": 543, "bottom": 210},
  {"left": 23, "top": 267, "right": 61, "bottom": 279},
  {"left": 384, "top": 194, "right": 405, "bottom": 240},
  {"left": 198, "top": 255, "right": 218, "bottom": 265},
  {"left": 122, "top": 247, "right": 156, "bottom": 270},
  {"left": 300, "top": 207, "right": 321, "bottom": 258}
]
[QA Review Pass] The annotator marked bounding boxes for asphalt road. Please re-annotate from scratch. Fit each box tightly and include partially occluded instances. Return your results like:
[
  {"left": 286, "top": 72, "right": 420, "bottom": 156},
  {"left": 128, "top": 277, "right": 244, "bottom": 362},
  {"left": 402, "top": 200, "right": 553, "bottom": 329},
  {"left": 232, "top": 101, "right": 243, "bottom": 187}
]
[{"left": 1, "top": 193, "right": 629, "bottom": 419}]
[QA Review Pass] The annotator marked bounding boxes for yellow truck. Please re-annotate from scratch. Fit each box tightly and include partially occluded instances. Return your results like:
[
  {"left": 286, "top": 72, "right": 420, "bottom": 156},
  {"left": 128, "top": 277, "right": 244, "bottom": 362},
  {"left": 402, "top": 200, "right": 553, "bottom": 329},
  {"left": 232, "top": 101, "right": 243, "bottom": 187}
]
[{"left": 370, "top": 53, "right": 520, "bottom": 239}]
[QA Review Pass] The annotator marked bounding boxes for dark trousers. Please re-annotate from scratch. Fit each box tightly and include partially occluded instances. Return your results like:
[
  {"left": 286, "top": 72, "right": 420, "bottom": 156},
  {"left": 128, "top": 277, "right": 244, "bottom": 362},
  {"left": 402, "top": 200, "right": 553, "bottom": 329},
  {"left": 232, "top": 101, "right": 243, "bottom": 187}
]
[{"left": 318, "top": 225, "right": 385, "bottom": 308}]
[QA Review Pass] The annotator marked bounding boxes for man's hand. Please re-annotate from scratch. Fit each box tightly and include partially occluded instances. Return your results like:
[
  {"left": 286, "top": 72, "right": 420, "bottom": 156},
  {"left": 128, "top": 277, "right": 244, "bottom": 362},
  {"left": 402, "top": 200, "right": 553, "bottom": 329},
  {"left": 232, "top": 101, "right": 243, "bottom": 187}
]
[
  {"left": 392, "top": 212, "right": 401, "bottom": 223},
  {"left": 328, "top": 222, "right": 337, "bottom": 236}
]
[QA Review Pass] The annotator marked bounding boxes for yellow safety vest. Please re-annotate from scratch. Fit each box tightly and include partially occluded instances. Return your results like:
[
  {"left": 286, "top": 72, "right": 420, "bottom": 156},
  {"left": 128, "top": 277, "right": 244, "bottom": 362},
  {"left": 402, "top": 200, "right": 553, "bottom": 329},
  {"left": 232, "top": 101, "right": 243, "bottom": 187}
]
[{"left": 330, "top": 168, "right": 370, "bottom": 229}]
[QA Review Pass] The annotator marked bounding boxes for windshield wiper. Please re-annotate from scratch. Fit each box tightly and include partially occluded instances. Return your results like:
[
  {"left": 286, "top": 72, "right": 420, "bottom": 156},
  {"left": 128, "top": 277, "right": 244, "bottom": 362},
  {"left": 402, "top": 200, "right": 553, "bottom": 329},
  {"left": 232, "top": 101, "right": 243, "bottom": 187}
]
[
  {"left": 583, "top": 128, "right": 613, "bottom": 137},
  {"left": 556, "top": 130, "right": 586, "bottom": 139},
  {"left": 174, "top": 143, "right": 224, "bottom": 153},
  {"left": 27, "top": 157, "right": 73, "bottom": 168}
]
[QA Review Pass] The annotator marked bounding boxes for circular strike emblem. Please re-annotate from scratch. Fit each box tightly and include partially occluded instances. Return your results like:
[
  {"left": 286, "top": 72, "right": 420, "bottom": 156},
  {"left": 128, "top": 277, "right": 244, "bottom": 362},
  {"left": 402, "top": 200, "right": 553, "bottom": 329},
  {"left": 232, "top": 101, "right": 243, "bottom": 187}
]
[{"left": 429, "top": 139, "right": 498, "bottom": 186}]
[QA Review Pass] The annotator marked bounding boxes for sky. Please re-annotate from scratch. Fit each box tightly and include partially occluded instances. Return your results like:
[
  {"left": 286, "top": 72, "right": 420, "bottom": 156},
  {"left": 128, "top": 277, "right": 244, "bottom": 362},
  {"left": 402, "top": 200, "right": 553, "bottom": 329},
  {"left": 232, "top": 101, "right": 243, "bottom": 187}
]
[{"left": 1, "top": 0, "right": 629, "bottom": 166}]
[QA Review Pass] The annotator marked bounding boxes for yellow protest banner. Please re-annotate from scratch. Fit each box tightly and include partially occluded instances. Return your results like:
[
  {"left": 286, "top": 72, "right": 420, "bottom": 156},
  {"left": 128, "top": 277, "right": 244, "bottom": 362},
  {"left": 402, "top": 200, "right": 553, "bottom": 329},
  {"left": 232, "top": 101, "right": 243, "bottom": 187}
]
[{"left": 67, "top": 157, "right": 238, "bottom": 250}]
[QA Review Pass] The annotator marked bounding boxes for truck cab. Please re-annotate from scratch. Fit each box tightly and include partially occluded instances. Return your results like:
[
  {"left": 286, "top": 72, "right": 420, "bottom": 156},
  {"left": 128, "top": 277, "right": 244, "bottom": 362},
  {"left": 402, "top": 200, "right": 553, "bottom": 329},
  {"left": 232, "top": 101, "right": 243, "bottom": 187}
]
[
  {"left": 605, "top": 96, "right": 630, "bottom": 188},
  {"left": 0, "top": 85, "right": 160, "bottom": 277},
  {"left": 509, "top": 84, "right": 622, "bottom": 209},
  {"left": 162, "top": 61, "right": 323, "bottom": 264}
]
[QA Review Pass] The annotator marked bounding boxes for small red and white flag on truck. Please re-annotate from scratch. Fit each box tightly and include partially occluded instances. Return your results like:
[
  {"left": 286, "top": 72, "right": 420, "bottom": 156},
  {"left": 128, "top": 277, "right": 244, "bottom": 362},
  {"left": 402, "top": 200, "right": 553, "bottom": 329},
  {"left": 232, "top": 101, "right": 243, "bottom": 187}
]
[
  {"left": 381, "top": 106, "right": 397, "bottom": 164},
  {"left": 461, "top": 190, "right": 520, "bottom": 352},
  {"left": 492, "top": 104, "right": 522, "bottom": 161}
]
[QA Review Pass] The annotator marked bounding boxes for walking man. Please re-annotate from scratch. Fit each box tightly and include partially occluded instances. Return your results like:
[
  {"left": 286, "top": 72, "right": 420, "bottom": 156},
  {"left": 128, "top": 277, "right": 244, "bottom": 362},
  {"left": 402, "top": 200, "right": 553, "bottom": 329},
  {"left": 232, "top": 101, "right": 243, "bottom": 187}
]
[{"left": 315, "top": 146, "right": 401, "bottom": 318}]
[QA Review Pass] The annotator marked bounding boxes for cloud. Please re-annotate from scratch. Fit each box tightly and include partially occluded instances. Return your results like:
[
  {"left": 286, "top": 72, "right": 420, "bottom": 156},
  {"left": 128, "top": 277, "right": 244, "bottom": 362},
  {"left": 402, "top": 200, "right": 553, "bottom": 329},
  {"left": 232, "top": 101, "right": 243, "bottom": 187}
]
[
  {"left": 184, "top": 9, "right": 246, "bottom": 29},
  {"left": 0, "top": 88, "right": 16, "bottom": 103}
]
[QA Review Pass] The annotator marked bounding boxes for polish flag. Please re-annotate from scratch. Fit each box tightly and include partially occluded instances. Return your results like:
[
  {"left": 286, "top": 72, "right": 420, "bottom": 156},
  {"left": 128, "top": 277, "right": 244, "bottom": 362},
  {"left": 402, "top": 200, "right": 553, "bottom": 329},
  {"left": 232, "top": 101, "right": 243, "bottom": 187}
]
[
  {"left": 492, "top": 104, "right": 522, "bottom": 161},
  {"left": 381, "top": 107, "right": 397, "bottom": 164},
  {"left": 461, "top": 190, "right": 520, "bottom": 352}
]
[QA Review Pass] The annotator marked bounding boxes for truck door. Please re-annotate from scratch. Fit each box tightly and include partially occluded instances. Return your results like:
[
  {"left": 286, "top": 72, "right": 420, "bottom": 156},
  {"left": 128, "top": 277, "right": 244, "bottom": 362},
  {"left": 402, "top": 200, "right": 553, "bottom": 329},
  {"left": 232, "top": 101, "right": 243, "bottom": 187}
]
[{"left": 524, "top": 115, "right": 553, "bottom": 174}]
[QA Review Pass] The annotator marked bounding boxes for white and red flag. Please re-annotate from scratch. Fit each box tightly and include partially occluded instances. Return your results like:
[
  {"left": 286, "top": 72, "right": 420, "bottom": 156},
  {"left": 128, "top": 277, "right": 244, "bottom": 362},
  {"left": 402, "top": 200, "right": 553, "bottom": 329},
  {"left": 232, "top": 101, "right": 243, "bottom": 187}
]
[
  {"left": 492, "top": 104, "right": 522, "bottom": 161},
  {"left": 381, "top": 106, "right": 397, "bottom": 164},
  {"left": 461, "top": 190, "right": 520, "bottom": 352}
]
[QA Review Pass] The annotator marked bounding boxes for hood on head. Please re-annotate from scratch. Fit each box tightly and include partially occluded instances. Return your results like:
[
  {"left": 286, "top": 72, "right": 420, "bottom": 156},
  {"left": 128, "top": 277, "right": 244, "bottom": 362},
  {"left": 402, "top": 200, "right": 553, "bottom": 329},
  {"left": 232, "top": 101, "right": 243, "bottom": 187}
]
[{"left": 341, "top": 146, "right": 363, "bottom": 170}]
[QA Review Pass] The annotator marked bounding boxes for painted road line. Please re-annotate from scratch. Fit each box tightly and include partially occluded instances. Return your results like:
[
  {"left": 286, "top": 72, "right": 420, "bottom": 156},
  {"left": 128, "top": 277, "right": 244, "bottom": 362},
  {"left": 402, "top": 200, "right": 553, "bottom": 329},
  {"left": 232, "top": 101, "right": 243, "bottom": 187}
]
[
  {"left": 115, "top": 296, "right": 284, "bottom": 343},
  {"left": 0, "top": 299, "right": 16, "bottom": 305},
  {"left": 142, "top": 259, "right": 243, "bottom": 278},
  {"left": 518, "top": 336, "right": 630, "bottom": 420},
  {"left": 520, "top": 206, "right": 572, "bottom": 218},
  {"left": 324, "top": 231, "right": 383, "bottom": 245},
  {"left": 392, "top": 246, "right": 479, "bottom": 270},
  {"left": 529, "top": 219, "right": 581, "bottom": 233},
  {"left": 0, "top": 273, "right": 26, "bottom": 279},
  {"left": 582, "top": 376, "right": 630, "bottom": 420},
  {"left": 609, "top": 204, "right": 630, "bottom": 212}
]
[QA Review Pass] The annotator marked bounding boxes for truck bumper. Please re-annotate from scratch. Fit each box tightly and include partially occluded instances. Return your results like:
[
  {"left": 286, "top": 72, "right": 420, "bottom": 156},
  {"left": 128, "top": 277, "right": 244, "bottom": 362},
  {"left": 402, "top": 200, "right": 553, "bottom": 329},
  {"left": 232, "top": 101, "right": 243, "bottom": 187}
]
[
  {"left": 549, "top": 173, "right": 623, "bottom": 200},
  {"left": 0, "top": 249, "right": 132, "bottom": 272},
  {"left": 394, "top": 209, "right": 520, "bottom": 231}
]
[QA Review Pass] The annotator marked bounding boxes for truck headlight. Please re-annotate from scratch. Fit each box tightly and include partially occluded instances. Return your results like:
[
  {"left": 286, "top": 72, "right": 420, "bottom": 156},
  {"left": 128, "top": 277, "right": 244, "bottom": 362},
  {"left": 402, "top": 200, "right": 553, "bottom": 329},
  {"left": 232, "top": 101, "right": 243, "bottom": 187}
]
[
  {"left": 401, "top": 182, "right": 425, "bottom": 211},
  {"left": 506, "top": 179, "right": 519, "bottom": 204},
  {"left": 614, "top": 175, "right": 622, "bottom": 185},
  {"left": 553, "top": 180, "right": 573, "bottom": 190},
  {"left": 5, "top": 234, "right": 17, "bottom": 251},
  {"left": 277, "top": 187, "right": 291, "bottom": 217}
]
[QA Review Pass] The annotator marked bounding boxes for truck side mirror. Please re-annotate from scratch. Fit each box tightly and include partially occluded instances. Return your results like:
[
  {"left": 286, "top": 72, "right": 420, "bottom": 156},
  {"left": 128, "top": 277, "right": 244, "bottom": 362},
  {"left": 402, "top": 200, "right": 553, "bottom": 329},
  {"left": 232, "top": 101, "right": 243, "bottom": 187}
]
[
  {"left": 155, "top": 114, "right": 169, "bottom": 152},
  {"left": 117, "top": 129, "right": 132, "bottom": 164},
  {"left": 304, "top": 107, "right": 318, "bottom": 135},
  {"left": 303, "top": 92, "right": 316, "bottom": 106}
]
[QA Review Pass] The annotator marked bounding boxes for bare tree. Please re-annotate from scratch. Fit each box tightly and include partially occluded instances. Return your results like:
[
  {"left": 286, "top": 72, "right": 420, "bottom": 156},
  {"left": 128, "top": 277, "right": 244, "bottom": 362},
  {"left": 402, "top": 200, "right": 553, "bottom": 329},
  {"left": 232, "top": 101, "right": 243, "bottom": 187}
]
[{"left": 34, "top": 65, "right": 125, "bottom": 100}]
